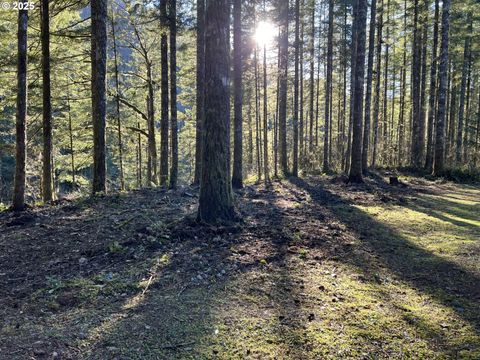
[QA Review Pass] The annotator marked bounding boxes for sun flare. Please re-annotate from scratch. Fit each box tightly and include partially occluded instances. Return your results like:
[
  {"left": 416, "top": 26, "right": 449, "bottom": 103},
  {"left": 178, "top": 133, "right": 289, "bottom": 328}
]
[{"left": 254, "top": 21, "right": 277, "bottom": 47}]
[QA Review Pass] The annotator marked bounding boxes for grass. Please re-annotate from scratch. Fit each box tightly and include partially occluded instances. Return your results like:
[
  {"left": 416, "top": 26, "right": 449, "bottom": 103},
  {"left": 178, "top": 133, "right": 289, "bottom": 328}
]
[{"left": 0, "top": 176, "right": 479, "bottom": 359}]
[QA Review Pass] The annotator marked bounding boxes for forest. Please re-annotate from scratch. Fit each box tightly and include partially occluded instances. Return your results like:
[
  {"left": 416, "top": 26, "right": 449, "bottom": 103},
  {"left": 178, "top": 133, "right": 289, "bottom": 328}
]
[{"left": 0, "top": 0, "right": 479, "bottom": 358}]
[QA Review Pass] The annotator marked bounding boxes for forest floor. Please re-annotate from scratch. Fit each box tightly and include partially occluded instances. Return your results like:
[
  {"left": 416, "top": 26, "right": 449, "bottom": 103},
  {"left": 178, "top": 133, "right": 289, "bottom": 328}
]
[{"left": 0, "top": 173, "right": 479, "bottom": 359}]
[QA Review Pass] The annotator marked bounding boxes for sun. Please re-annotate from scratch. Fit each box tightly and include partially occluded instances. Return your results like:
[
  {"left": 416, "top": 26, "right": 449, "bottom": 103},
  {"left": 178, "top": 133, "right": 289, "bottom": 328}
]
[{"left": 254, "top": 21, "right": 277, "bottom": 47}]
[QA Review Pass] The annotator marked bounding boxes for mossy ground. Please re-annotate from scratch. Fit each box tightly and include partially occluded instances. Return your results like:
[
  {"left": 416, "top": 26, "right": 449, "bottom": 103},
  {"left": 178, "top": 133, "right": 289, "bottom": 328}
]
[{"left": 0, "top": 175, "right": 479, "bottom": 359}]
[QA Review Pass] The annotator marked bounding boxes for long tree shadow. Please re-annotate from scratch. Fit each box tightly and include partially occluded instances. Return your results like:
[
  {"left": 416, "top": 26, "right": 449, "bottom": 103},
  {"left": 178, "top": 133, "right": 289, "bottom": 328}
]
[{"left": 290, "top": 177, "right": 480, "bottom": 332}]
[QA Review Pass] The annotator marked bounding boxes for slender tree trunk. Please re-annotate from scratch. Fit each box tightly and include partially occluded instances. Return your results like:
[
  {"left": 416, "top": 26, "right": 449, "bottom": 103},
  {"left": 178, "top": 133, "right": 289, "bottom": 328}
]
[
  {"left": 91, "top": 0, "right": 107, "bottom": 194},
  {"left": 254, "top": 45, "right": 262, "bottom": 182},
  {"left": 146, "top": 63, "right": 158, "bottom": 185},
  {"left": 299, "top": 15, "right": 304, "bottom": 168},
  {"left": 425, "top": 0, "right": 439, "bottom": 171},
  {"left": 293, "top": 0, "right": 300, "bottom": 177},
  {"left": 160, "top": 0, "right": 169, "bottom": 186},
  {"left": 278, "top": 0, "right": 289, "bottom": 176},
  {"left": 371, "top": 0, "right": 383, "bottom": 168},
  {"left": 418, "top": 0, "right": 428, "bottom": 166},
  {"left": 169, "top": 0, "right": 178, "bottom": 189},
  {"left": 13, "top": 9, "right": 28, "bottom": 211},
  {"left": 410, "top": 0, "right": 423, "bottom": 168},
  {"left": 432, "top": 0, "right": 450, "bottom": 175},
  {"left": 137, "top": 121, "right": 142, "bottom": 187},
  {"left": 263, "top": 42, "right": 269, "bottom": 184},
  {"left": 362, "top": 0, "right": 376, "bottom": 173},
  {"left": 247, "top": 89, "right": 254, "bottom": 172},
  {"left": 110, "top": 7, "right": 125, "bottom": 190},
  {"left": 41, "top": 0, "right": 53, "bottom": 202},
  {"left": 323, "top": 0, "right": 334, "bottom": 173},
  {"left": 197, "top": 0, "right": 234, "bottom": 223},
  {"left": 232, "top": 0, "right": 243, "bottom": 188},
  {"left": 380, "top": 0, "right": 389, "bottom": 165},
  {"left": 456, "top": 14, "right": 472, "bottom": 166},
  {"left": 194, "top": 0, "right": 205, "bottom": 185},
  {"left": 309, "top": 0, "right": 315, "bottom": 156},
  {"left": 66, "top": 81, "right": 75, "bottom": 186}
]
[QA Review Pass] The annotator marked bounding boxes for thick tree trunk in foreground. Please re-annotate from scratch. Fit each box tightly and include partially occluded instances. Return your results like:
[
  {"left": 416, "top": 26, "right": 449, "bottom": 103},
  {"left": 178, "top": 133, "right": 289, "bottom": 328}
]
[
  {"left": 232, "top": 0, "right": 243, "bottom": 188},
  {"left": 194, "top": 0, "right": 205, "bottom": 185},
  {"left": 169, "top": 0, "right": 178, "bottom": 189},
  {"left": 91, "top": 0, "right": 107, "bottom": 194},
  {"left": 41, "top": 0, "right": 53, "bottom": 202},
  {"left": 433, "top": 0, "right": 450, "bottom": 176},
  {"left": 160, "top": 0, "right": 169, "bottom": 186},
  {"left": 362, "top": 0, "right": 376, "bottom": 173},
  {"left": 349, "top": 0, "right": 367, "bottom": 182},
  {"left": 13, "top": 9, "right": 28, "bottom": 211},
  {"left": 197, "top": 0, "right": 234, "bottom": 223}
]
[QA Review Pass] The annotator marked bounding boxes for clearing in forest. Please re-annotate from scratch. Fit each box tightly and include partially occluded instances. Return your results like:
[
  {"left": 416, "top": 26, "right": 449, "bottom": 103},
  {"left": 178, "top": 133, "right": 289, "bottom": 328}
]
[{"left": 0, "top": 175, "right": 479, "bottom": 359}]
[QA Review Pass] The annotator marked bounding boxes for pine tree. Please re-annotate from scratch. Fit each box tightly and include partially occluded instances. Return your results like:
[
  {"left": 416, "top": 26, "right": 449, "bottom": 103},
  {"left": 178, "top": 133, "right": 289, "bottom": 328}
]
[{"left": 91, "top": 0, "right": 107, "bottom": 194}]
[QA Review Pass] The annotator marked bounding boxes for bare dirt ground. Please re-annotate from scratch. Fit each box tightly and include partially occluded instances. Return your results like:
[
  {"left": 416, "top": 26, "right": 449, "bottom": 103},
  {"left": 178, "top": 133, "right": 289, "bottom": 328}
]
[{"left": 1, "top": 174, "right": 479, "bottom": 359}]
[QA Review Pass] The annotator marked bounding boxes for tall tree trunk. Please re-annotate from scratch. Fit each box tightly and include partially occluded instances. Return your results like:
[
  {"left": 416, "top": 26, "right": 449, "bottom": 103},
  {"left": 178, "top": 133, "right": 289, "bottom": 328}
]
[
  {"left": 110, "top": 7, "right": 125, "bottom": 190},
  {"left": 349, "top": 0, "right": 367, "bottom": 182},
  {"left": 91, "top": 0, "right": 107, "bottom": 194},
  {"left": 371, "top": 0, "right": 383, "bottom": 168},
  {"left": 425, "top": 0, "right": 439, "bottom": 171},
  {"left": 41, "top": 0, "right": 53, "bottom": 202},
  {"left": 362, "top": 0, "right": 376, "bottom": 173},
  {"left": 169, "top": 0, "right": 178, "bottom": 189},
  {"left": 380, "top": 0, "right": 390, "bottom": 165},
  {"left": 263, "top": 42, "right": 269, "bottom": 184},
  {"left": 309, "top": 0, "right": 315, "bottom": 155},
  {"left": 277, "top": 0, "right": 289, "bottom": 176},
  {"left": 456, "top": 14, "right": 472, "bottom": 166},
  {"left": 160, "top": 0, "right": 169, "bottom": 186},
  {"left": 410, "top": 0, "right": 423, "bottom": 168},
  {"left": 254, "top": 45, "right": 262, "bottom": 181},
  {"left": 66, "top": 81, "right": 75, "bottom": 187},
  {"left": 232, "top": 0, "right": 243, "bottom": 188},
  {"left": 432, "top": 0, "right": 450, "bottom": 175},
  {"left": 197, "top": 0, "right": 234, "bottom": 223},
  {"left": 13, "top": 9, "right": 28, "bottom": 211},
  {"left": 194, "top": 0, "right": 205, "bottom": 185},
  {"left": 299, "top": 15, "right": 304, "bottom": 168},
  {"left": 293, "top": 0, "right": 300, "bottom": 177},
  {"left": 418, "top": 0, "right": 428, "bottom": 166},
  {"left": 323, "top": 0, "right": 334, "bottom": 173}
]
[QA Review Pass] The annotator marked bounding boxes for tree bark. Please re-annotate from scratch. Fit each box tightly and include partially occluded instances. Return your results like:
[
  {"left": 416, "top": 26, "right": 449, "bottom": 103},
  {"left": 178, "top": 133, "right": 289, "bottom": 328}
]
[
  {"left": 160, "top": 0, "right": 169, "bottom": 186},
  {"left": 349, "top": 0, "right": 367, "bottom": 182},
  {"left": 456, "top": 14, "right": 472, "bottom": 166},
  {"left": 13, "top": 9, "right": 28, "bottom": 211},
  {"left": 91, "top": 0, "right": 107, "bottom": 194},
  {"left": 197, "top": 0, "right": 235, "bottom": 223},
  {"left": 410, "top": 0, "right": 423, "bottom": 168},
  {"left": 323, "top": 0, "right": 334, "bottom": 173},
  {"left": 169, "top": 0, "right": 178, "bottom": 189},
  {"left": 277, "top": 0, "right": 289, "bottom": 176},
  {"left": 432, "top": 0, "right": 450, "bottom": 175},
  {"left": 371, "top": 0, "right": 383, "bottom": 168},
  {"left": 362, "top": 0, "right": 376, "bottom": 173},
  {"left": 425, "top": 0, "right": 439, "bottom": 171},
  {"left": 194, "top": 0, "right": 205, "bottom": 185},
  {"left": 41, "top": 0, "right": 53, "bottom": 202},
  {"left": 293, "top": 0, "right": 300, "bottom": 177},
  {"left": 232, "top": 0, "right": 243, "bottom": 188},
  {"left": 110, "top": 6, "right": 125, "bottom": 190}
]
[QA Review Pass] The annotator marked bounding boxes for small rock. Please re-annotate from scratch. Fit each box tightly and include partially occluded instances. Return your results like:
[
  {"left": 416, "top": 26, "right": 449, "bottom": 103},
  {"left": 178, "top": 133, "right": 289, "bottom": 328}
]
[{"left": 79, "top": 257, "right": 88, "bottom": 265}]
